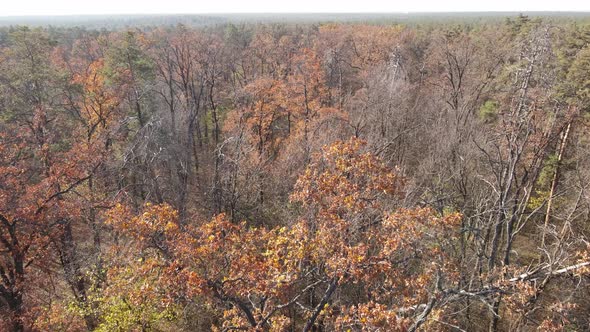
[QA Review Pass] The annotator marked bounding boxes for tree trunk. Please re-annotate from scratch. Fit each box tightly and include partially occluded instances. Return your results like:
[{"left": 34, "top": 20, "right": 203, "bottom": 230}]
[{"left": 542, "top": 121, "right": 571, "bottom": 246}]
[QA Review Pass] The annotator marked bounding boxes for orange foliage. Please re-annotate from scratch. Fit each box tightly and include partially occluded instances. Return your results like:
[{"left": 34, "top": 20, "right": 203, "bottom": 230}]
[
  {"left": 105, "top": 138, "right": 461, "bottom": 331},
  {"left": 73, "top": 58, "right": 124, "bottom": 140}
]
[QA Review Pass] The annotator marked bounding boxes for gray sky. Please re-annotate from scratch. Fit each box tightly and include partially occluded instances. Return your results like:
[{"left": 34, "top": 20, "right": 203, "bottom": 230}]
[{"left": 2, "top": 0, "right": 589, "bottom": 16}]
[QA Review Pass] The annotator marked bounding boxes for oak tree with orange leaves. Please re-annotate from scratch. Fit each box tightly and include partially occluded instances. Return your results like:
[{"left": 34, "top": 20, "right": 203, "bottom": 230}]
[{"left": 102, "top": 138, "right": 461, "bottom": 331}]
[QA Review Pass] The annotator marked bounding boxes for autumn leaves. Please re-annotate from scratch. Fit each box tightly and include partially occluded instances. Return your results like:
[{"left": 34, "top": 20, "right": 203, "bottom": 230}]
[{"left": 103, "top": 138, "right": 461, "bottom": 331}]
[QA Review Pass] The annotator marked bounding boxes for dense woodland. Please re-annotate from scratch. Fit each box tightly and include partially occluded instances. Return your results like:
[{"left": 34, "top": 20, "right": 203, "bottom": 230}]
[{"left": 1, "top": 15, "right": 590, "bottom": 331}]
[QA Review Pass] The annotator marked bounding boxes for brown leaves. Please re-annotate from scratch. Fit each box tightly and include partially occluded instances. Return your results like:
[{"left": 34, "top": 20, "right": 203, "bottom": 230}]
[
  {"left": 98, "top": 135, "right": 465, "bottom": 330},
  {"left": 336, "top": 301, "right": 411, "bottom": 332},
  {"left": 73, "top": 58, "right": 124, "bottom": 140},
  {"left": 291, "top": 137, "right": 403, "bottom": 214}
]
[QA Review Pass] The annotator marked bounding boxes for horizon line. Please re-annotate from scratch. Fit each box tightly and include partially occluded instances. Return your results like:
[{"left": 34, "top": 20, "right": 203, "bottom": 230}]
[{"left": 1, "top": 11, "right": 590, "bottom": 18}]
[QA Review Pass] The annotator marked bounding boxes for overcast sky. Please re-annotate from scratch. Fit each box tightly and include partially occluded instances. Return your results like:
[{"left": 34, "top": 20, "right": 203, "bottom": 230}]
[{"left": 2, "top": 0, "right": 589, "bottom": 16}]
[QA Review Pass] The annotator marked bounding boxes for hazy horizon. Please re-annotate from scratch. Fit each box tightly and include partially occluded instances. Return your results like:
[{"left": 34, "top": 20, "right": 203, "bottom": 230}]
[
  {"left": 3, "top": 0, "right": 590, "bottom": 16},
  {"left": 2, "top": 10, "right": 590, "bottom": 17},
  {"left": 1, "top": 12, "right": 589, "bottom": 29}
]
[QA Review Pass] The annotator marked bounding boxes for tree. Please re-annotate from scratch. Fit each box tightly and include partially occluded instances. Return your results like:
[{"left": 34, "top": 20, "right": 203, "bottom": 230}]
[
  {"left": 102, "top": 138, "right": 461, "bottom": 331},
  {"left": 0, "top": 31, "right": 105, "bottom": 331}
]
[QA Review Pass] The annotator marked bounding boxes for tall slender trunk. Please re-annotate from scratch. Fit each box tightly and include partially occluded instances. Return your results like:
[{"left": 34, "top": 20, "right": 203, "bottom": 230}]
[
  {"left": 60, "top": 219, "right": 98, "bottom": 330},
  {"left": 542, "top": 121, "right": 571, "bottom": 246}
]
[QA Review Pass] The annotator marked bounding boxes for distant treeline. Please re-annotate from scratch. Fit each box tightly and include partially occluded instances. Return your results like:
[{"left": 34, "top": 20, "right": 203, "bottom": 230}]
[{"left": 1, "top": 12, "right": 590, "bottom": 29}]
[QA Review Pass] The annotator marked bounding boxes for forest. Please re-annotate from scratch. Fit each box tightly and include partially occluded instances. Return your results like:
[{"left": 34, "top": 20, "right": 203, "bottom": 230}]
[{"left": 0, "top": 14, "right": 590, "bottom": 331}]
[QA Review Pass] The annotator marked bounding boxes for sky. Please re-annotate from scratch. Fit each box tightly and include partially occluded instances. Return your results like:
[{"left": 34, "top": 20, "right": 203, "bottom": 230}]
[{"left": 1, "top": 0, "right": 590, "bottom": 16}]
